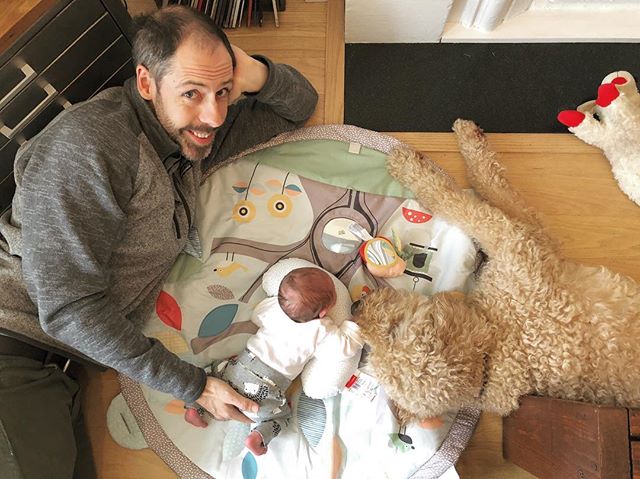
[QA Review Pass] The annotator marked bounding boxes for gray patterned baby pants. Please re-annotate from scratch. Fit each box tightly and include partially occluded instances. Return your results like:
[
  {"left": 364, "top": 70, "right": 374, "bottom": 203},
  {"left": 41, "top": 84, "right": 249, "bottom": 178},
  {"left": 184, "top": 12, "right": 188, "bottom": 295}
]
[{"left": 213, "top": 349, "right": 292, "bottom": 446}]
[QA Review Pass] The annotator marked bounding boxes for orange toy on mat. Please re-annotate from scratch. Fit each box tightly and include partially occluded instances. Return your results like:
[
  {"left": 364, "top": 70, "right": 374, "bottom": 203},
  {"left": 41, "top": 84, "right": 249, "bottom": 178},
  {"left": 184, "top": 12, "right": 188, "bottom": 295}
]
[{"left": 349, "top": 223, "right": 406, "bottom": 278}]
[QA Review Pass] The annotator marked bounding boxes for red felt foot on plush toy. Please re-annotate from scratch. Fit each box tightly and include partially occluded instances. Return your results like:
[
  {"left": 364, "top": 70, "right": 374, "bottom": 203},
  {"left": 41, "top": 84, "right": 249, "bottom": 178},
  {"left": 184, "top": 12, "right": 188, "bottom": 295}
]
[
  {"left": 596, "top": 83, "right": 620, "bottom": 107},
  {"left": 557, "top": 110, "right": 585, "bottom": 127}
]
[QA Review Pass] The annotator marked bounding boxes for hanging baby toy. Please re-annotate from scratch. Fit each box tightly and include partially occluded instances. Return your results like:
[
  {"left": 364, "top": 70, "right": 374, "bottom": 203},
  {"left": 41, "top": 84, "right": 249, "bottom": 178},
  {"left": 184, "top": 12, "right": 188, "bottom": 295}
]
[{"left": 348, "top": 223, "right": 406, "bottom": 278}]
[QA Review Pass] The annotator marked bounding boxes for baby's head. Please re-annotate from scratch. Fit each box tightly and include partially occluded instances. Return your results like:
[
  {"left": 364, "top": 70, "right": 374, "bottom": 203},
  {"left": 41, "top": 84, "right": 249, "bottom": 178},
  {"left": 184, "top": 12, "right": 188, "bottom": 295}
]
[{"left": 278, "top": 267, "right": 337, "bottom": 322}]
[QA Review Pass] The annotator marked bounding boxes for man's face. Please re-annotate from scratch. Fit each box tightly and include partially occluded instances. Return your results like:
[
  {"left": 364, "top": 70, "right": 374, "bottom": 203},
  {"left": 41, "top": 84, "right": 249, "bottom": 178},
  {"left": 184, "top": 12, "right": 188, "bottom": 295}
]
[{"left": 145, "top": 35, "right": 234, "bottom": 161}]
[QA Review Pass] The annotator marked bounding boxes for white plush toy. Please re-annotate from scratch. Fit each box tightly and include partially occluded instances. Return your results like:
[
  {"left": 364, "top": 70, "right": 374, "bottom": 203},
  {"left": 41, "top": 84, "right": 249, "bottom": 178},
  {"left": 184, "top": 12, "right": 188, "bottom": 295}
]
[
  {"left": 262, "top": 258, "right": 363, "bottom": 399},
  {"left": 558, "top": 70, "right": 640, "bottom": 206}
]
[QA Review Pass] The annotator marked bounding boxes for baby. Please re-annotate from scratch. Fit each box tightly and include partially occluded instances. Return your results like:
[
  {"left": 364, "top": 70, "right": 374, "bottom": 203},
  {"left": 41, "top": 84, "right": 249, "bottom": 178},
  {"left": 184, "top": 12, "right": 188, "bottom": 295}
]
[{"left": 186, "top": 266, "right": 362, "bottom": 456}]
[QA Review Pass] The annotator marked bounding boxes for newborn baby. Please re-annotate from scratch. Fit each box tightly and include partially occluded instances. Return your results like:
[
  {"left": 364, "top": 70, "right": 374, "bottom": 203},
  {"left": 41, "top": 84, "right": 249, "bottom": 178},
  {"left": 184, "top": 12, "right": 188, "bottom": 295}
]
[{"left": 187, "top": 265, "right": 362, "bottom": 456}]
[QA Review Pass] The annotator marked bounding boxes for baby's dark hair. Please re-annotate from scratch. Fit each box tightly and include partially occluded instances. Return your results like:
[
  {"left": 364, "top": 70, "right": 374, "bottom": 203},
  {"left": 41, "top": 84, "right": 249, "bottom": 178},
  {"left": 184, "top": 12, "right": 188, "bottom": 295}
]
[{"left": 278, "top": 267, "right": 337, "bottom": 322}]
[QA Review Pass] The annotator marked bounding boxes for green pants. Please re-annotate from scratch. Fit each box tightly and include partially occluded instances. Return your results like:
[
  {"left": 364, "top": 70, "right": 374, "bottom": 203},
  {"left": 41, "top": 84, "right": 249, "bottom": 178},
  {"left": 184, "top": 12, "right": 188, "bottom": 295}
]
[{"left": 0, "top": 355, "right": 95, "bottom": 479}]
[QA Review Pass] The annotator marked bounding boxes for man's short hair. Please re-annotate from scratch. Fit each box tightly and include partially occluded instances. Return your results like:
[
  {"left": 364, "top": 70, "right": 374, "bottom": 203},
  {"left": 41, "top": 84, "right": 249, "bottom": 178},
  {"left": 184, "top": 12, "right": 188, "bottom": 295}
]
[{"left": 131, "top": 5, "right": 236, "bottom": 83}]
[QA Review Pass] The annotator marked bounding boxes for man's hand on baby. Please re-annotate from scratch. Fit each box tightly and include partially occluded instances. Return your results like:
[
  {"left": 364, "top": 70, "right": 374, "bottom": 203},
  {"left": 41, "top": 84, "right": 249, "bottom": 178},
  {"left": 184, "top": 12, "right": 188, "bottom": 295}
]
[{"left": 193, "top": 376, "right": 259, "bottom": 425}]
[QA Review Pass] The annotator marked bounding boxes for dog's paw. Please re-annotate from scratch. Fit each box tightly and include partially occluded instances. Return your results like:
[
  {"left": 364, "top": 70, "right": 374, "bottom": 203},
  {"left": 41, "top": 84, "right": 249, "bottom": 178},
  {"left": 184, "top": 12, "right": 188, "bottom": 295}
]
[
  {"left": 452, "top": 118, "right": 509, "bottom": 189},
  {"left": 452, "top": 119, "right": 483, "bottom": 141},
  {"left": 387, "top": 146, "right": 457, "bottom": 199},
  {"left": 453, "top": 119, "right": 485, "bottom": 147},
  {"left": 452, "top": 119, "right": 493, "bottom": 162},
  {"left": 386, "top": 145, "right": 426, "bottom": 188}
]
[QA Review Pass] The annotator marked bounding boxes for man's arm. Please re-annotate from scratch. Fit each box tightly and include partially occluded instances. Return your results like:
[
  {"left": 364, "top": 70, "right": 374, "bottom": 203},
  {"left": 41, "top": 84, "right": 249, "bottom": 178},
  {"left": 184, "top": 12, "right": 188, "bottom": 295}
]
[
  {"left": 18, "top": 121, "right": 206, "bottom": 403},
  {"left": 203, "top": 49, "right": 319, "bottom": 171},
  {"left": 244, "top": 54, "right": 318, "bottom": 126}
]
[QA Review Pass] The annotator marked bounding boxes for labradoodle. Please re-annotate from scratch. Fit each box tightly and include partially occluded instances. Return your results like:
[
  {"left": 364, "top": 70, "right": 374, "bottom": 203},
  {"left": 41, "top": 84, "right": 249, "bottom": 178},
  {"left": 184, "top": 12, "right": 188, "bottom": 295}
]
[{"left": 355, "top": 119, "right": 640, "bottom": 423}]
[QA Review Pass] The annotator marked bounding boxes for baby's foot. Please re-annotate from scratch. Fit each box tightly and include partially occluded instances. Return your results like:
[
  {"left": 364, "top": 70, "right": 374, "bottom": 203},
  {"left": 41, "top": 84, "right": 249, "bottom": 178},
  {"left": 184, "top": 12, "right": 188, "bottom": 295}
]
[
  {"left": 245, "top": 431, "right": 268, "bottom": 456},
  {"left": 184, "top": 406, "right": 208, "bottom": 428}
]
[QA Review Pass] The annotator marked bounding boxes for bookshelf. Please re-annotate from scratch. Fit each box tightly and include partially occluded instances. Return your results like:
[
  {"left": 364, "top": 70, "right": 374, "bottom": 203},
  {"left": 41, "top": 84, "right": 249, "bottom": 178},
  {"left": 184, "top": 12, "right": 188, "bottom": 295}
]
[{"left": 160, "top": 0, "right": 286, "bottom": 28}]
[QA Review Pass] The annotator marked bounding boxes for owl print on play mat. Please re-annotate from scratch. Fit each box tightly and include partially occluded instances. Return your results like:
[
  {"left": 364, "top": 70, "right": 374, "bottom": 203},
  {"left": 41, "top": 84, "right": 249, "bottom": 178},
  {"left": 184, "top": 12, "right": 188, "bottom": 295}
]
[{"left": 150, "top": 158, "right": 473, "bottom": 364}]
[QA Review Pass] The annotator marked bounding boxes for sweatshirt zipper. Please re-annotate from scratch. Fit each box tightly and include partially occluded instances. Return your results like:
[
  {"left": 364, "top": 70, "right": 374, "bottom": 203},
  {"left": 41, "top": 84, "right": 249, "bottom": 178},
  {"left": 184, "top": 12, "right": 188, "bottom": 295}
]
[
  {"left": 172, "top": 180, "right": 193, "bottom": 241},
  {"left": 173, "top": 213, "right": 182, "bottom": 239},
  {"left": 174, "top": 184, "right": 192, "bottom": 230},
  {"left": 165, "top": 155, "right": 193, "bottom": 240}
]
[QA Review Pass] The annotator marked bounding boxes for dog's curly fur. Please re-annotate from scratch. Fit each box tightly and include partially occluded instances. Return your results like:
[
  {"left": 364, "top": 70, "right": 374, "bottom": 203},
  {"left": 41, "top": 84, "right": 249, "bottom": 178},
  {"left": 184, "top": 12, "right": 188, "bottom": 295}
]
[{"left": 355, "top": 119, "right": 640, "bottom": 423}]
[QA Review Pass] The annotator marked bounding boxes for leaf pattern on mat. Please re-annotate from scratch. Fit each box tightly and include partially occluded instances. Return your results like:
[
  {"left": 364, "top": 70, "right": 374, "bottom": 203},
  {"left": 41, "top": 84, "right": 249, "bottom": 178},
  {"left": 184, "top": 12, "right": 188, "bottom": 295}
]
[
  {"left": 332, "top": 435, "right": 346, "bottom": 479},
  {"left": 241, "top": 452, "right": 258, "bottom": 479},
  {"left": 223, "top": 422, "right": 251, "bottom": 462},
  {"left": 155, "top": 291, "right": 182, "bottom": 330},
  {"left": 151, "top": 330, "right": 189, "bottom": 354},
  {"left": 163, "top": 399, "right": 185, "bottom": 415},
  {"left": 296, "top": 392, "right": 326, "bottom": 448},
  {"left": 207, "top": 284, "right": 235, "bottom": 300}
]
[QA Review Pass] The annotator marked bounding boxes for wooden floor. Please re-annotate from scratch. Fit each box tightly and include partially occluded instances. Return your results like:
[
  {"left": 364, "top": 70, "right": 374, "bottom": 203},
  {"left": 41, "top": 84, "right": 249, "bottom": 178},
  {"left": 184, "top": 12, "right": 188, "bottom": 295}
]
[{"left": 81, "top": 1, "right": 640, "bottom": 478}]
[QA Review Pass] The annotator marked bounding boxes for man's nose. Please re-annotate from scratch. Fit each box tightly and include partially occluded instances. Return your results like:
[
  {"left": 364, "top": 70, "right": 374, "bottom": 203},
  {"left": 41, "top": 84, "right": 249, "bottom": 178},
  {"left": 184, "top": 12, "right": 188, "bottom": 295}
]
[{"left": 199, "top": 98, "right": 226, "bottom": 128}]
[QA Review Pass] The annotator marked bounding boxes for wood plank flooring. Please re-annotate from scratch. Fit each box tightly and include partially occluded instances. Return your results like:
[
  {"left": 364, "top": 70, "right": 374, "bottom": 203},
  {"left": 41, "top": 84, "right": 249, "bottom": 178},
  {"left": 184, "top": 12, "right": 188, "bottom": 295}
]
[{"left": 81, "top": 1, "right": 640, "bottom": 478}]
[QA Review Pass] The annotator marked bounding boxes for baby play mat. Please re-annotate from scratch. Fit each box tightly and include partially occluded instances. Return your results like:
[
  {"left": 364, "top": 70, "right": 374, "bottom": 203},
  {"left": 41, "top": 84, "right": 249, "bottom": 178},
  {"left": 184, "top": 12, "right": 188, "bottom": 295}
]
[{"left": 110, "top": 125, "right": 481, "bottom": 478}]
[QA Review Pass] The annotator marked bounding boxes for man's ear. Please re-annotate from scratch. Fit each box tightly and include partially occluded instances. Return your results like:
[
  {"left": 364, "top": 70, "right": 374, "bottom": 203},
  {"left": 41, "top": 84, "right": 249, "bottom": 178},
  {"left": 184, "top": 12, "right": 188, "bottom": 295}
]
[
  {"left": 318, "top": 307, "right": 328, "bottom": 318},
  {"left": 136, "top": 65, "right": 155, "bottom": 101}
]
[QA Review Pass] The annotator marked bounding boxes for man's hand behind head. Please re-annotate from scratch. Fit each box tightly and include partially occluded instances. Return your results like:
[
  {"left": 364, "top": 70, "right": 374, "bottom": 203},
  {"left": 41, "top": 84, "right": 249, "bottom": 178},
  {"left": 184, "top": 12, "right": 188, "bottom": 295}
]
[{"left": 229, "top": 45, "right": 269, "bottom": 103}]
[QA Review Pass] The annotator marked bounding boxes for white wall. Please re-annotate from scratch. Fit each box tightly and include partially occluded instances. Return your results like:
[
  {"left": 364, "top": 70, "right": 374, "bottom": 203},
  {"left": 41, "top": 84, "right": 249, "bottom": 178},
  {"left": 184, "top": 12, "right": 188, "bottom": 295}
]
[
  {"left": 345, "top": 0, "right": 453, "bottom": 43},
  {"left": 533, "top": 0, "right": 640, "bottom": 5},
  {"left": 345, "top": 0, "right": 640, "bottom": 43},
  {"left": 447, "top": 0, "right": 533, "bottom": 31},
  {"left": 443, "top": 0, "right": 640, "bottom": 42}
]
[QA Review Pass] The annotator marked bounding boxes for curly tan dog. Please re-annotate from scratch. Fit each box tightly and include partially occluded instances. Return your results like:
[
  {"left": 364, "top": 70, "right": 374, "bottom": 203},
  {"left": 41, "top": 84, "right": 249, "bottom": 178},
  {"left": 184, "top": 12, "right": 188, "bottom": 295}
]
[{"left": 355, "top": 119, "right": 640, "bottom": 424}]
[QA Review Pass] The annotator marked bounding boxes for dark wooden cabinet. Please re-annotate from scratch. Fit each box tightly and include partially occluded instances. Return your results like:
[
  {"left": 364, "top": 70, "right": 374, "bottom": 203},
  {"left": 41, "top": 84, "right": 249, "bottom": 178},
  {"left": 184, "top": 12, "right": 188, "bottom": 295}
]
[
  {"left": 503, "top": 395, "right": 639, "bottom": 479},
  {"left": 0, "top": 0, "right": 133, "bottom": 214}
]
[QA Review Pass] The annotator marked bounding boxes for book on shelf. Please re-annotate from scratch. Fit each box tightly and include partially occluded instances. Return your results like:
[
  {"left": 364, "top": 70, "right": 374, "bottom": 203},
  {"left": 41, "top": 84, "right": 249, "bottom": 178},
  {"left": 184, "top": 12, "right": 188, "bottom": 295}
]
[{"left": 160, "top": 0, "right": 286, "bottom": 28}]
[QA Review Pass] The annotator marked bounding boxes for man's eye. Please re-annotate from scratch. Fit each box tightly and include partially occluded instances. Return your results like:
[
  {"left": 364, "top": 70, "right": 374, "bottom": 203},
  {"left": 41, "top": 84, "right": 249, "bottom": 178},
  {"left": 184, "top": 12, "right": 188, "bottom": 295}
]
[
  {"left": 216, "top": 88, "right": 229, "bottom": 98},
  {"left": 183, "top": 90, "right": 197, "bottom": 99}
]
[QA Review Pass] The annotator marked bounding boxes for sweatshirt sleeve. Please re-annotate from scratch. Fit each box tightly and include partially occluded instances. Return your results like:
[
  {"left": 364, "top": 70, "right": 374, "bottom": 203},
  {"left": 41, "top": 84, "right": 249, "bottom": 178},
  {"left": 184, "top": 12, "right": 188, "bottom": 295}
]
[
  {"left": 250, "top": 55, "right": 318, "bottom": 126},
  {"left": 203, "top": 55, "right": 318, "bottom": 171},
  {"left": 18, "top": 118, "right": 206, "bottom": 403}
]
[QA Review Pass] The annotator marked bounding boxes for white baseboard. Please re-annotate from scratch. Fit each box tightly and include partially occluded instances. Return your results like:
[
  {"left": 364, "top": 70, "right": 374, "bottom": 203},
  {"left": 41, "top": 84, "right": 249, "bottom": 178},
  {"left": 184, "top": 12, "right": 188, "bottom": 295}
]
[{"left": 442, "top": 6, "right": 640, "bottom": 42}]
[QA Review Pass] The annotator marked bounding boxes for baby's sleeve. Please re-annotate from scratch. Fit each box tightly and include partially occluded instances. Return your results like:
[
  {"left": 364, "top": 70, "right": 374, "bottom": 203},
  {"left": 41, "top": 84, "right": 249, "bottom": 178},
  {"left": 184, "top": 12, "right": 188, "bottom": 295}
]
[{"left": 250, "top": 298, "right": 271, "bottom": 328}]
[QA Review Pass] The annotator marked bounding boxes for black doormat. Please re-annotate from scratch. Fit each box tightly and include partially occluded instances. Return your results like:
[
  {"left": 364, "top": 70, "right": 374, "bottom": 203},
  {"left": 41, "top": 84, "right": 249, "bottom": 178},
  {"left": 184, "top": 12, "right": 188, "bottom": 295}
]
[{"left": 344, "top": 43, "right": 640, "bottom": 133}]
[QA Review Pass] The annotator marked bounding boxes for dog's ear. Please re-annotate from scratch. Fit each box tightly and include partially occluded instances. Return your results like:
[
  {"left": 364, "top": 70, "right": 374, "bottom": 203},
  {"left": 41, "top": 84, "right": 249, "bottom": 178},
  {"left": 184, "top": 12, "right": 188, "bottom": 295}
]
[
  {"left": 389, "top": 399, "right": 425, "bottom": 427},
  {"left": 361, "top": 290, "right": 490, "bottom": 420},
  {"left": 354, "top": 287, "right": 409, "bottom": 340}
]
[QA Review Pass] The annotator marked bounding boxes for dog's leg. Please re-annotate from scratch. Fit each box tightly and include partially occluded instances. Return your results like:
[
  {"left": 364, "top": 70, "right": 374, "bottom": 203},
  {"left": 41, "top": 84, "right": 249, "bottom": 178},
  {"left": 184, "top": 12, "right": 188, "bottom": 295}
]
[
  {"left": 452, "top": 119, "right": 543, "bottom": 229},
  {"left": 387, "top": 146, "right": 532, "bottom": 257}
]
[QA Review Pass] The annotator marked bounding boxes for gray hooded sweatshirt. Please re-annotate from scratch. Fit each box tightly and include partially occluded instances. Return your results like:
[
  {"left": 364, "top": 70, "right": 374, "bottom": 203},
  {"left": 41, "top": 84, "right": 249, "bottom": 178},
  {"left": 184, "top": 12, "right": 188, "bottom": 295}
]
[{"left": 0, "top": 56, "right": 318, "bottom": 403}]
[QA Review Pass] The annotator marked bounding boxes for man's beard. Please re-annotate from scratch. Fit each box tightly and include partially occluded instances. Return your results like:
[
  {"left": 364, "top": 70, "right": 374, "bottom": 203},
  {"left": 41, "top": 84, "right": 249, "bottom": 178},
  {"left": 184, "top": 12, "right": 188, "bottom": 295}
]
[{"left": 153, "top": 97, "right": 217, "bottom": 161}]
